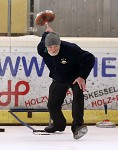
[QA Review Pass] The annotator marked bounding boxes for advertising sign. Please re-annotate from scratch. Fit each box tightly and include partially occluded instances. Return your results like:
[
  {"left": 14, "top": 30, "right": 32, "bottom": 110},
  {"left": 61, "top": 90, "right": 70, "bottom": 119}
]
[{"left": 0, "top": 36, "right": 118, "bottom": 110}]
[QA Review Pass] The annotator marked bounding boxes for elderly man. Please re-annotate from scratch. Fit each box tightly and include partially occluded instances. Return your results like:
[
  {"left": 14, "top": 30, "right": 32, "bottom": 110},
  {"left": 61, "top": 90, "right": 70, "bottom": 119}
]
[{"left": 37, "top": 26, "right": 95, "bottom": 139}]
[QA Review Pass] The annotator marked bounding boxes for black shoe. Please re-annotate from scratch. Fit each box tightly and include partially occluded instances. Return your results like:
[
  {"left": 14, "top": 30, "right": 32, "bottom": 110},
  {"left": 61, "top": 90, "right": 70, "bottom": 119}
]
[
  {"left": 44, "top": 124, "right": 65, "bottom": 133},
  {"left": 73, "top": 125, "right": 88, "bottom": 139}
]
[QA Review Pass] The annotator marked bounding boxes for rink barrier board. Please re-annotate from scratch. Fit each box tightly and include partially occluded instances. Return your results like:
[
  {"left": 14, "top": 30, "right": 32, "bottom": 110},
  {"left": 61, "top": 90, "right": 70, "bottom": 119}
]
[
  {"left": 0, "top": 110, "right": 118, "bottom": 125},
  {"left": 0, "top": 37, "right": 118, "bottom": 125}
]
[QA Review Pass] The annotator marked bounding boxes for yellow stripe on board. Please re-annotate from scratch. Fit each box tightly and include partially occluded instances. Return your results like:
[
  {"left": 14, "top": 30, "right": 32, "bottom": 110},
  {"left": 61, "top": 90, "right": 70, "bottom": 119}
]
[{"left": 0, "top": 110, "right": 118, "bottom": 125}]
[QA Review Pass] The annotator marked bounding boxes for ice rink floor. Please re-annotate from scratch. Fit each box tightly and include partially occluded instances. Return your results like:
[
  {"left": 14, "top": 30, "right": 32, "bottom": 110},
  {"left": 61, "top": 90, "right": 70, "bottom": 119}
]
[{"left": 0, "top": 125, "right": 118, "bottom": 150}]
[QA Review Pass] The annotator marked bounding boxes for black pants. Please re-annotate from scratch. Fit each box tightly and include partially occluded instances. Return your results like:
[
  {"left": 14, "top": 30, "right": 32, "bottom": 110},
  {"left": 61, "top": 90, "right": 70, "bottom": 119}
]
[{"left": 47, "top": 80, "right": 84, "bottom": 132}]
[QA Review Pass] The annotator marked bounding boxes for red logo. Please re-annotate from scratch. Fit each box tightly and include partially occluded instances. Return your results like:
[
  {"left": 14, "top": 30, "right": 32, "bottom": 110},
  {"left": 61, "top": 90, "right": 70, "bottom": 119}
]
[{"left": 0, "top": 80, "right": 30, "bottom": 106}]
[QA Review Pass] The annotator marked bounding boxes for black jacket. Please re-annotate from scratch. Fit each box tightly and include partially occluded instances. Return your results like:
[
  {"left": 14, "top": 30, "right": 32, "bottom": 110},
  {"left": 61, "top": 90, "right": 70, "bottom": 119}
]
[{"left": 37, "top": 32, "right": 95, "bottom": 83}]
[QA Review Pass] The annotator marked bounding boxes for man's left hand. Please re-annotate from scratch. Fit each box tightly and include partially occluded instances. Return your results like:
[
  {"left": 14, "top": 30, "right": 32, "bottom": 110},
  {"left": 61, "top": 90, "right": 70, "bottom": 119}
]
[{"left": 73, "top": 77, "right": 86, "bottom": 92}]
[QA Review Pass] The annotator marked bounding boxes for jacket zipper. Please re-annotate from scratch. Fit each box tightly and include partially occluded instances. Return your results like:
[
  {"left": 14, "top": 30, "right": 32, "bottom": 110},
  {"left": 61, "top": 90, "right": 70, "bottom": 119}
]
[{"left": 53, "top": 57, "right": 56, "bottom": 71}]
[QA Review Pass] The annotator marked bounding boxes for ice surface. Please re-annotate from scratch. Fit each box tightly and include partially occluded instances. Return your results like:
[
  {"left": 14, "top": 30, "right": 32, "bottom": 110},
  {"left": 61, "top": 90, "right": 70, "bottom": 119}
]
[{"left": 0, "top": 126, "right": 118, "bottom": 150}]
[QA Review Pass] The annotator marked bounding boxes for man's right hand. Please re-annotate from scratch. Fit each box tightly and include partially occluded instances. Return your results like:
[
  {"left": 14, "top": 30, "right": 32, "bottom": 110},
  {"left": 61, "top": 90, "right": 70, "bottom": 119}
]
[{"left": 46, "top": 26, "right": 54, "bottom": 32}]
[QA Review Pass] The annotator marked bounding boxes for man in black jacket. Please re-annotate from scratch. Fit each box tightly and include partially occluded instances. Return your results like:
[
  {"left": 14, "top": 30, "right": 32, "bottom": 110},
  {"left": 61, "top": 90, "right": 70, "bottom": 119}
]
[{"left": 37, "top": 27, "right": 95, "bottom": 139}]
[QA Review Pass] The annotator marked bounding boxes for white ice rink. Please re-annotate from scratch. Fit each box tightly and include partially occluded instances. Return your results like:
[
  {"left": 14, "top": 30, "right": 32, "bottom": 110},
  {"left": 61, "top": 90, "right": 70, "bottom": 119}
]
[{"left": 0, "top": 126, "right": 118, "bottom": 150}]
